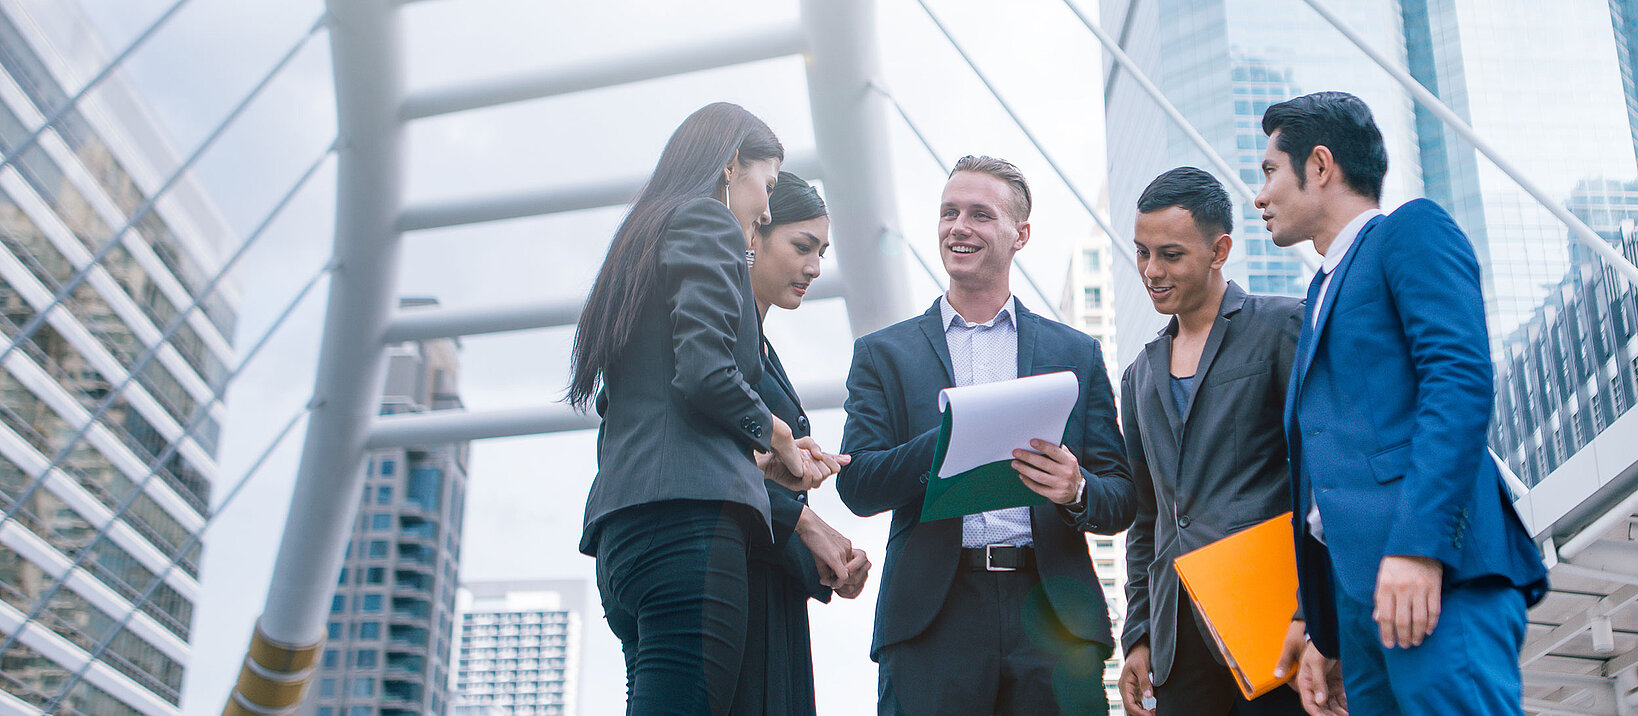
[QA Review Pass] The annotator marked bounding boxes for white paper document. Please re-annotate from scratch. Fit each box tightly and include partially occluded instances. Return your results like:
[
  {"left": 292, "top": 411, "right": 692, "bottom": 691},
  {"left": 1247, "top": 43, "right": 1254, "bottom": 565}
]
[{"left": 935, "top": 370, "right": 1080, "bottom": 479}]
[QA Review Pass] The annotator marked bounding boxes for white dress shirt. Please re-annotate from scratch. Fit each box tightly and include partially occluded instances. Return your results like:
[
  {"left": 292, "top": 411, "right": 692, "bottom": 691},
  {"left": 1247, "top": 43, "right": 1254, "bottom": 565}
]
[{"left": 940, "top": 295, "right": 1034, "bottom": 548}]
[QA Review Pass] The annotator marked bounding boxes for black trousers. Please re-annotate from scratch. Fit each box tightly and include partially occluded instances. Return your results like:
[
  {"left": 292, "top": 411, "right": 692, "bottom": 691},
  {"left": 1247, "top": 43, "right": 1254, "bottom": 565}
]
[
  {"left": 596, "top": 500, "right": 756, "bottom": 716},
  {"left": 1152, "top": 602, "right": 1306, "bottom": 715},
  {"left": 877, "top": 566, "right": 1112, "bottom": 716}
]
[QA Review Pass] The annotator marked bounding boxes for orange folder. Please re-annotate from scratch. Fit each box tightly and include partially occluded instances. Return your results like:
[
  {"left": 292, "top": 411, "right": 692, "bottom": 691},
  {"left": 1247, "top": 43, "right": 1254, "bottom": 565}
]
[{"left": 1172, "top": 512, "right": 1300, "bottom": 700}]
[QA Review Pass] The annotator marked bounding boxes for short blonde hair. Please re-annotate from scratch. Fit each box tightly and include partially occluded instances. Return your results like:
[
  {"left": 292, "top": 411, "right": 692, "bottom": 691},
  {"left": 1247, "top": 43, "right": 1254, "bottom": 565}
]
[{"left": 951, "top": 154, "right": 1031, "bottom": 221}]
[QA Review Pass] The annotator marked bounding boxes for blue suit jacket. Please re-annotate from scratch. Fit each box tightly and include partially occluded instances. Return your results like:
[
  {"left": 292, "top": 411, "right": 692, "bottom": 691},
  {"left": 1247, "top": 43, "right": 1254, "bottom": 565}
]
[
  {"left": 1285, "top": 199, "right": 1548, "bottom": 657},
  {"left": 839, "top": 298, "right": 1135, "bottom": 659}
]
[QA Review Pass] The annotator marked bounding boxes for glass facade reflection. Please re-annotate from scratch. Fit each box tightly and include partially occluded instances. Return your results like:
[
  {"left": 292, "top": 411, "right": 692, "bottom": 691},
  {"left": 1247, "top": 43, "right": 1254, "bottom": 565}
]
[
  {"left": 0, "top": 2, "right": 238, "bottom": 713},
  {"left": 1100, "top": 0, "right": 1421, "bottom": 371},
  {"left": 1104, "top": 0, "right": 1638, "bottom": 487},
  {"left": 302, "top": 315, "right": 468, "bottom": 716}
]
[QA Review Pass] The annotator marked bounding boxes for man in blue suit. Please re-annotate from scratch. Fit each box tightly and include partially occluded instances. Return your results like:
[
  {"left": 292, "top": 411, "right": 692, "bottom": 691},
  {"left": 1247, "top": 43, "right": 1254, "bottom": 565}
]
[
  {"left": 1256, "top": 92, "right": 1548, "bottom": 715},
  {"left": 839, "top": 155, "right": 1135, "bottom": 715}
]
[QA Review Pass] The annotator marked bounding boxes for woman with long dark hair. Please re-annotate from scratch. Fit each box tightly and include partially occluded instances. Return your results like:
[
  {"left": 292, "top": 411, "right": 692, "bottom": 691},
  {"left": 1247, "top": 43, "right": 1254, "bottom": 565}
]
[
  {"left": 732, "top": 171, "right": 871, "bottom": 716},
  {"left": 570, "top": 103, "right": 839, "bottom": 714}
]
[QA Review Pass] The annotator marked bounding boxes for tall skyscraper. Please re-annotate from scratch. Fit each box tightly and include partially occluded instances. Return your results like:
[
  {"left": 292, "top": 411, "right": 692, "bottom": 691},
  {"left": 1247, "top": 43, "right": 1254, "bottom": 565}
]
[
  {"left": 1609, "top": 0, "right": 1638, "bottom": 172},
  {"left": 1403, "top": 0, "right": 1636, "bottom": 342},
  {"left": 453, "top": 580, "right": 585, "bottom": 716},
  {"left": 0, "top": 0, "right": 239, "bottom": 713},
  {"left": 302, "top": 306, "right": 468, "bottom": 716},
  {"left": 1100, "top": 0, "right": 1421, "bottom": 370}
]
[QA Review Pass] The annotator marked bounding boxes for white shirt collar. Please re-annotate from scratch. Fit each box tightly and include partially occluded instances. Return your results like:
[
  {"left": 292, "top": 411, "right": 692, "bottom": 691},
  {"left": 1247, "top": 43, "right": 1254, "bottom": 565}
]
[
  {"left": 940, "top": 294, "right": 1016, "bottom": 329},
  {"left": 1320, "top": 208, "right": 1384, "bottom": 274}
]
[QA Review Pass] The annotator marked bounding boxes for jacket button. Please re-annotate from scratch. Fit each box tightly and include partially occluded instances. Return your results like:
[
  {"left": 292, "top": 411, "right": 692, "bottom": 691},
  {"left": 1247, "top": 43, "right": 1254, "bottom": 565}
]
[
  {"left": 797, "top": 415, "right": 809, "bottom": 433},
  {"left": 919, "top": 472, "right": 929, "bottom": 485},
  {"left": 1178, "top": 515, "right": 1192, "bottom": 528}
]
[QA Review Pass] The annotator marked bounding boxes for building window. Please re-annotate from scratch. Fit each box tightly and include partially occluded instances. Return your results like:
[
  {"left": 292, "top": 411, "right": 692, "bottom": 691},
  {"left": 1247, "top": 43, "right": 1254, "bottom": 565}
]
[
  {"left": 354, "top": 649, "right": 378, "bottom": 668},
  {"left": 377, "top": 485, "right": 393, "bottom": 504},
  {"left": 1082, "top": 249, "right": 1101, "bottom": 271},
  {"left": 368, "top": 540, "right": 389, "bottom": 558},
  {"left": 381, "top": 459, "right": 396, "bottom": 476},
  {"left": 352, "top": 678, "right": 375, "bottom": 696},
  {"left": 359, "top": 594, "right": 383, "bottom": 612},
  {"left": 366, "top": 567, "right": 385, "bottom": 584},
  {"left": 358, "top": 621, "right": 381, "bottom": 640},
  {"left": 371, "top": 513, "right": 392, "bottom": 531},
  {"left": 318, "top": 678, "right": 336, "bottom": 697},
  {"left": 331, "top": 595, "right": 345, "bottom": 612},
  {"left": 328, "top": 622, "right": 342, "bottom": 639},
  {"left": 1084, "top": 287, "right": 1103, "bottom": 311}
]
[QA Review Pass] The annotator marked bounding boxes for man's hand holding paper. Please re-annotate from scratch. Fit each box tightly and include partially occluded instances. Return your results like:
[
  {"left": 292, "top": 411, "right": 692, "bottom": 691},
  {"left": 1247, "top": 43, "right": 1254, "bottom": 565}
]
[
  {"left": 920, "top": 370, "right": 1081, "bottom": 521},
  {"left": 1012, "top": 438, "right": 1084, "bottom": 506}
]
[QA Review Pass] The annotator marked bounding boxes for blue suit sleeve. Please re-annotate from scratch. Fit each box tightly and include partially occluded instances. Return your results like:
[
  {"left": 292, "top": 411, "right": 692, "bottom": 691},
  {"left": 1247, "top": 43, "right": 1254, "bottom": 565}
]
[
  {"left": 837, "top": 338, "right": 941, "bottom": 516},
  {"left": 658, "top": 198, "right": 773, "bottom": 453},
  {"left": 1379, "top": 206, "right": 1495, "bottom": 567}
]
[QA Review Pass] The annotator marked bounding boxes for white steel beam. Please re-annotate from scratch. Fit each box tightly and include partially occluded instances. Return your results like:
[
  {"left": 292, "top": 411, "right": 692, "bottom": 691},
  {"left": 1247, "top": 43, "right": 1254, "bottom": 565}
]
[
  {"left": 800, "top": 0, "right": 911, "bottom": 336},
  {"left": 258, "top": 0, "right": 405, "bottom": 650},
  {"left": 364, "top": 379, "right": 849, "bottom": 449},
  {"left": 400, "top": 23, "right": 807, "bottom": 120},
  {"left": 378, "top": 277, "right": 846, "bottom": 344},
  {"left": 397, "top": 152, "right": 821, "bottom": 232},
  {"left": 1521, "top": 585, "right": 1638, "bottom": 664},
  {"left": 1560, "top": 488, "right": 1638, "bottom": 561}
]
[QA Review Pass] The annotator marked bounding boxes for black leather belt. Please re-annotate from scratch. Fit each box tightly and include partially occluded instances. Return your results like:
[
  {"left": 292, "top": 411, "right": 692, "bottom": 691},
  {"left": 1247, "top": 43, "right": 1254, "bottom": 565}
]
[{"left": 960, "top": 544, "right": 1036, "bottom": 572}]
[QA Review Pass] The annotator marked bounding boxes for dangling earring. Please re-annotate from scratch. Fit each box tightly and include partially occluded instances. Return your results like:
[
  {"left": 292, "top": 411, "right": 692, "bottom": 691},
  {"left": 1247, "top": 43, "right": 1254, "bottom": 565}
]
[{"left": 745, "top": 248, "right": 756, "bottom": 268}]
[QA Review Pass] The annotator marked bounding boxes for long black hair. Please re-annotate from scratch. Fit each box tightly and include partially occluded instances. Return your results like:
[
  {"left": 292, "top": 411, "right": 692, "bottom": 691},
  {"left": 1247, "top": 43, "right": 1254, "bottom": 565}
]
[
  {"left": 566, "top": 102, "right": 784, "bottom": 411},
  {"left": 757, "top": 171, "right": 828, "bottom": 235}
]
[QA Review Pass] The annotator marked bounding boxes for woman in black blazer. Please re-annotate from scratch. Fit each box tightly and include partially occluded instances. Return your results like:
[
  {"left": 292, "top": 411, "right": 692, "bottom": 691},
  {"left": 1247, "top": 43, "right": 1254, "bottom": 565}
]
[
  {"left": 731, "top": 172, "right": 871, "bottom": 716},
  {"left": 568, "top": 104, "right": 839, "bottom": 715}
]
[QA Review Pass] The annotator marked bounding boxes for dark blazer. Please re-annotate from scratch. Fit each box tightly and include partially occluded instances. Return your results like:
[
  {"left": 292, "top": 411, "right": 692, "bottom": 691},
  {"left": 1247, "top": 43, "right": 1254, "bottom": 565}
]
[
  {"left": 838, "top": 298, "right": 1135, "bottom": 659},
  {"left": 754, "top": 339, "right": 830, "bottom": 602},
  {"left": 580, "top": 197, "right": 775, "bottom": 555},
  {"left": 1119, "top": 281, "right": 1302, "bottom": 685},
  {"left": 1285, "top": 199, "right": 1548, "bottom": 657}
]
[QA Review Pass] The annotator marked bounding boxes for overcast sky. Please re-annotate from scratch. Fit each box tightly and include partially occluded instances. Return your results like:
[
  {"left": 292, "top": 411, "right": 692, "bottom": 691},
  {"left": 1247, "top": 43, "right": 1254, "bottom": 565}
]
[{"left": 61, "top": 0, "right": 1112, "bottom": 713}]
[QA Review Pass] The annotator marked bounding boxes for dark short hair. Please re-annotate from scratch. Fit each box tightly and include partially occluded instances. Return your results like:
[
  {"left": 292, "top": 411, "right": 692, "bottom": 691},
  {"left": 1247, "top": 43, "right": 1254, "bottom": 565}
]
[
  {"left": 759, "top": 171, "right": 827, "bottom": 234},
  {"left": 1137, "top": 167, "right": 1234, "bottom": 239},
  {"left": 1261, "top": 91, "right": 1387, "bottom": 202},
  {"left": 951, "top": 154, "right": 1031, "bottom": 221}
]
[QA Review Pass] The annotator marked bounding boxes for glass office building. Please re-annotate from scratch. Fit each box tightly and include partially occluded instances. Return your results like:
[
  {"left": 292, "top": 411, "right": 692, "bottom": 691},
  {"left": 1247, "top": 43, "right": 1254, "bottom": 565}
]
[
  {"left": 1099, "top": 0, "right": 1421, "bottom": 370},
  {"left": 1403, "top": 0, "right": 1636, "bottom": 344},
  {"left": 301, "top": 311, "right": 469, "bottom": 716},
  {"left": 0, "top": 0, "right": 238, "bottom": 713}
]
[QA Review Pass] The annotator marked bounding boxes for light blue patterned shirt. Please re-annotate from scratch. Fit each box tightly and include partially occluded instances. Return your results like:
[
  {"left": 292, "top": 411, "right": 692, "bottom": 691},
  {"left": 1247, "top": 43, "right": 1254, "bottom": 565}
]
[{"left": 940, "top": 295, "right": 1034, "bottom": 547}]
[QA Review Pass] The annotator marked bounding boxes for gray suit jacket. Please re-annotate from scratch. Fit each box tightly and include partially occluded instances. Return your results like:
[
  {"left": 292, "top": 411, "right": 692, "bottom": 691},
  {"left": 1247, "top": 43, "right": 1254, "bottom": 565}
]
[
  {"left": 580, "top": 197, "right": 775, "bottom": 555},
  {"left": 1118, "top": 282, "right": 1302, "bottom": 685}
]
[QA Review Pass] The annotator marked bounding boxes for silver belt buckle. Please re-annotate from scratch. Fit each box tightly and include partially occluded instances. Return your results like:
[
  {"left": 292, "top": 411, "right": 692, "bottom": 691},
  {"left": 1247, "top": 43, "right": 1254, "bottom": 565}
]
[{"left": 985, "top": 543, "right": 1016, "bottom": 572}]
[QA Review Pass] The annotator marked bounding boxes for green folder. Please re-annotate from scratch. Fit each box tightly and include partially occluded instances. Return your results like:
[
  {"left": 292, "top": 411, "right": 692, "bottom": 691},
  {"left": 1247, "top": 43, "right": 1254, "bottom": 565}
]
[{"left": 920, "top": 407, "right": 1060, "bottom": 522}]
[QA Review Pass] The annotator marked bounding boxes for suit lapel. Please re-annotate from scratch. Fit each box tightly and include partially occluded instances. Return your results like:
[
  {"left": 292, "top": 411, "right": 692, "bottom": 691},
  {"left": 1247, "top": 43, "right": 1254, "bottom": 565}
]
[
  {"left": 1181, "top": 284, "right": 1246, "bottom": 427},
  {"left": 1295, "top": 215, "right": 1382, "bottom": 389},
  {"left": 917, "top": 299, "right": 956, "bottom": 385},
  {"left": 1146, "top": 336, "right": 1182, "bottom": 436},
  {"left": 1015, "top": 300, "right": 1037, "bottom": 378}
]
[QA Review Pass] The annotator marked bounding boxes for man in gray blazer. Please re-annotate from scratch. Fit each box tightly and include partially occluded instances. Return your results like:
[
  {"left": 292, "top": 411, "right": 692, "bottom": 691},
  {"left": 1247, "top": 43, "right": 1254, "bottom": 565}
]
[{"left": 1115, "top": 168, "right": 1306, "bottom": 715}]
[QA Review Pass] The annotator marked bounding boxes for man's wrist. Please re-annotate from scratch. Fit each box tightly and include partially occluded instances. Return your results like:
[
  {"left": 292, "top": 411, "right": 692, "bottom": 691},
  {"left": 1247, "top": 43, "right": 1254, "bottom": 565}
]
[{"left": 1059, "top": 479, "right": 1088, "bottom": 510}]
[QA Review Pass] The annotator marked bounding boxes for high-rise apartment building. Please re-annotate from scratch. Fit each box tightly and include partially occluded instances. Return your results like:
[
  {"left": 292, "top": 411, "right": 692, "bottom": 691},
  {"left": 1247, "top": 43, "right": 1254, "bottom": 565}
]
[
  {"left": 0, "top": 0, "right": 239, "bottom": 713},
  {"left": 302, "top": 308, "right": 468, "bottom": 716},
  {"left": 1060, "top": 223, "right": 1126, "bottom": 711},
  {"left": 453, "top": 580, "right": 585, "bottom": 716},
  {"left": 1099, "top": 0, "right": 1421, "bottom": 370}
]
